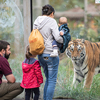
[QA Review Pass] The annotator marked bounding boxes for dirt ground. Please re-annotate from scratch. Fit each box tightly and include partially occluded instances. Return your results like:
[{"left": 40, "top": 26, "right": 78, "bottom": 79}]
[
  {"left": 12, "top": 92, "right": 75, "bottom": 100},
  {"left": 13, "top": 97, "right": 75, "bottom": 100},
  {"left": 13, "top": 99, "right": 75, "bottom": 100}
]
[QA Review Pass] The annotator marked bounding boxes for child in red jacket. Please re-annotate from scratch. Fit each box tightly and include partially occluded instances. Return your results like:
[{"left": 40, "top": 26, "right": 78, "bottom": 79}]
[{"left": 20, "top": 45, "right": 43, "bottom": 100}]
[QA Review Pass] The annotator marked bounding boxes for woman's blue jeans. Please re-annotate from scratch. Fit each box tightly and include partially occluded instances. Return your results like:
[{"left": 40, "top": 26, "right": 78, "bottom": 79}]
[{"left": 38, "top": 53, "right": 59, "bottom": 100}]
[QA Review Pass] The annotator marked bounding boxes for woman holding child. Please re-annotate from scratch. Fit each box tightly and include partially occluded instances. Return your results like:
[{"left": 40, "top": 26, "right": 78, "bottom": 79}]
[{"left": 33, "top": 4, "right": 63, "bottom": 100}]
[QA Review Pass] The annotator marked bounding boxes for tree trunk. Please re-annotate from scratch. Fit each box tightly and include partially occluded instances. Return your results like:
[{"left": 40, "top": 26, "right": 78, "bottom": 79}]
[
  {"left": 23, "top": 0, "right": 31, "bottom": 54},
  {"left": 84, "top": 0, "right": 88, "bottom": 30},
  {"left": 33, "top": 0, "right": 49, "bottom": 21},
  {"left": 43, "top": 0, "right": 49, "bottom": 4},
  {"left": 33, "top": 0, "right": 42, "bottom": 21},
  {"left": 14, "top": 0, "right": 20, "bottom": 56}
]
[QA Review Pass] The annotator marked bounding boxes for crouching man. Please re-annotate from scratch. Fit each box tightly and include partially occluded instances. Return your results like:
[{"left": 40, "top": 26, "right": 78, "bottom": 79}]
[{"left": 0, "top": 40, "right": 23, "bottom": 100}]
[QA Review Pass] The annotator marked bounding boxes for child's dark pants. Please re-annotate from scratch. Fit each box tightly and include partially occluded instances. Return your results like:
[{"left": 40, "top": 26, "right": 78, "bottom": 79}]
[{"left": 25, "top": 87, "right": 40, "bottom": 100}]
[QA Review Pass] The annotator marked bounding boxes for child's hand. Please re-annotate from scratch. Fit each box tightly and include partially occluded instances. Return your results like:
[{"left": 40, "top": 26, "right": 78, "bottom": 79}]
[
  {"left": 39, "top": 83, "right": 42, "bottom": 85},
  {"left": 60, "top": 31, "right": 63, "bottom": 36}
]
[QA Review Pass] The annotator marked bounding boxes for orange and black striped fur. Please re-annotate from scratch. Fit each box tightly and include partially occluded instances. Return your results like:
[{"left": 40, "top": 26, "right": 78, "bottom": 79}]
[{"left": 66, "top": 39, "right": 100, "bottom": 90}]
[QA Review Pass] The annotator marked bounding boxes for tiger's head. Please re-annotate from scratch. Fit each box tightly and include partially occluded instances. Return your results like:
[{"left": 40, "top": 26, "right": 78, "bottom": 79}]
[{"left": 66, "top": 39, "right": 86, "bottom": 62}]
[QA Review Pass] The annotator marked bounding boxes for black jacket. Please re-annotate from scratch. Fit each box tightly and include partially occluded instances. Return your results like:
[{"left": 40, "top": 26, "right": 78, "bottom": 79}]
[{"left": 59, "top": 24, "right": 71, "bottom": 53}]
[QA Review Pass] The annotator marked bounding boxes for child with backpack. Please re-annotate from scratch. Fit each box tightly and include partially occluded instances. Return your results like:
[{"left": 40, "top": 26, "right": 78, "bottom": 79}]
[
  {"left": 50, "top": 17, "right": 71, "bottom": 57},
  {"left": 20, "top": 45, "right": 43, "bottom": 100}
]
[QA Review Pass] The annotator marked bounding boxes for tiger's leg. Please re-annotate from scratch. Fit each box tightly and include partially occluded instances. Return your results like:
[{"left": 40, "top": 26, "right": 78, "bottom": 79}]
[
  {"left": 72, "top": 69, "right": 84, "bottom": 88},
  {"left": 84, "top": 70, "right": 94, "bottom": 90}
]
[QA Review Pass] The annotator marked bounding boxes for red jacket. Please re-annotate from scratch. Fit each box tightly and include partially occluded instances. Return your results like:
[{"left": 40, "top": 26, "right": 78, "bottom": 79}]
[{"left": 20, "top": 60, "right": 43, "bottom": 89}]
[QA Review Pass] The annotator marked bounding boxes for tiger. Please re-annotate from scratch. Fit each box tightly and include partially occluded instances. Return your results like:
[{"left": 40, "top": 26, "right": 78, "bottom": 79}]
[{"left": 66, "top": 39, "right": 100, "bottom": 90}]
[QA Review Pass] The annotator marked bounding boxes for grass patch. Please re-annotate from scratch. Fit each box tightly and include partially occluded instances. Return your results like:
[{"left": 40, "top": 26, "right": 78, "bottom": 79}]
[
  {"left": 8, "top": 55, "right": 100, "bottom": 100},
  {"left": 54, "top": 57, "right": 100, "bottom": 100}
]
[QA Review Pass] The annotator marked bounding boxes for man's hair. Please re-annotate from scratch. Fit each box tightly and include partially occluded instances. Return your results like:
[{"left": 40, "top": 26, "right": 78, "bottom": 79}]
[
  {"left": 0, "top": 42, "right": 5, "bottom": 51},
  {"left": 0, "top": 40, "right": 10, "bottom": 51}
]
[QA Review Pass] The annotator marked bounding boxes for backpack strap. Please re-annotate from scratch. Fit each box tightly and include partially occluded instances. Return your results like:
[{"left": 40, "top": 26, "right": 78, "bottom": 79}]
[
  {"left": 35, "top": 17, "right": 52, "bottom": 46},
  {"left": 37, "top": 18, "right": 52, "bottom": 46},
  {"left": 44, "top": 33, "right": 52, "bottom": 46}
]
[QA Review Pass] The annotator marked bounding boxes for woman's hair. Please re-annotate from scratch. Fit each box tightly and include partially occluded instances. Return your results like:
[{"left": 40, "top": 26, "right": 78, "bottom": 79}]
[
  {"left": 25, "top": 45, "right": 32, "bottom": 59},
  {"left": 42, "top": 4, "right": 55, "bottom": 15}
]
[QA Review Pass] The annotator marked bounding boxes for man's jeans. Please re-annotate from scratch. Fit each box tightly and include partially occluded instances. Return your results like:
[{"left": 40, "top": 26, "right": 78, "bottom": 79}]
[{"left": 38, "top": 53, "right": 59, "bottom": 100}]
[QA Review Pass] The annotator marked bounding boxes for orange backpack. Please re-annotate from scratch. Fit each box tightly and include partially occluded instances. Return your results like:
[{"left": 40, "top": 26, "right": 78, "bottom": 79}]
[{"left": 28, "top": 29, "right": 45, "bottom": 55}]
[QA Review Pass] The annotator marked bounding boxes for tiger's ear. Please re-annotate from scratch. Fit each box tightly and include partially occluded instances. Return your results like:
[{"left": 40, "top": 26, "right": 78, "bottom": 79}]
[
  {"left": 81, "top": 39, "right": 85, "bottom": 43},
  {"left": 68, "top": 40, "right": 73, "bottom": 45}
]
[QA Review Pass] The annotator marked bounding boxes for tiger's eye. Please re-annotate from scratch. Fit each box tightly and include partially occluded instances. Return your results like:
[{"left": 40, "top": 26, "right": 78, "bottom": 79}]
[
  {"left": 70, "top": 45, "right": 74, "bottom": 51},
  {"left": 78, "top": 47, "right": 81, "bottom": 51},
  {"left": 70, "top": 47, "right": 74, "bottom": 51},
  {"left": 77, "top": 45, "right": 81, "bottom": 51}
]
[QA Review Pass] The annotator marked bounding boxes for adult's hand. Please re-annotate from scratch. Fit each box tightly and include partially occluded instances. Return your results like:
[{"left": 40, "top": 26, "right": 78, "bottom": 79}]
[{"left": 2, "top": 79, "right": 8, "bottom": 83}]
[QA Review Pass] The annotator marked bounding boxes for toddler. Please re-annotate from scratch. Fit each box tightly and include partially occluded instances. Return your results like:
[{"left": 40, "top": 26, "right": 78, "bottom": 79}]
[
  {"left": 20, "top": 45, "right": 43, "bottom": 100},
  {"left": 50, "top": 17, "right": 71, "bottom": 57}
]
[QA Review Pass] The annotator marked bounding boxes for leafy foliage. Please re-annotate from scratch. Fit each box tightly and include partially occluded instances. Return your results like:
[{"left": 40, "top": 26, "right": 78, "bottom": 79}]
[
  {"left": 50, "top": 0, "right": 95, "bottom": 11},
  {"left": 94, "top": 17, "right": 100, "bottom": 41}
]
